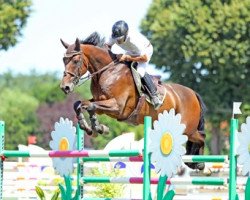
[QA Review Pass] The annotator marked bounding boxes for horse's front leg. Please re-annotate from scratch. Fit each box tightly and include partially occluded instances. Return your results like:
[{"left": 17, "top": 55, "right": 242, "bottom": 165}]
[
  {"left": 74, "top": 101, "right": 96, "bottom": 136},
  {"left": 80, "top": 98, "right": 120, "bottom": 135}
]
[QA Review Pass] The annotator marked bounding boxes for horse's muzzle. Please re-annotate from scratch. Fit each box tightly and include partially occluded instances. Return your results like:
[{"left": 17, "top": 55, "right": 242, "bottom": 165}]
[{"left": 60, "top": 82, "right": 74, "bottom": 94}]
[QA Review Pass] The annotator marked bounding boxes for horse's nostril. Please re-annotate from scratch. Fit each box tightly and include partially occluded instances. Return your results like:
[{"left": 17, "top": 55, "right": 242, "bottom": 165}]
[{"left": 65, "top": 86, "right": 70, "bottom": 92}]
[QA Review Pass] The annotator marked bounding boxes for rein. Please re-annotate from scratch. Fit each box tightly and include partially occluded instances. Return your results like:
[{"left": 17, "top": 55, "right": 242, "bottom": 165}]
[
  {"left": 64, "top": 50, "right": 118, "bottom": 86},
  {"left": 77, "top": 60, "right": 118, "bottom": 86}
]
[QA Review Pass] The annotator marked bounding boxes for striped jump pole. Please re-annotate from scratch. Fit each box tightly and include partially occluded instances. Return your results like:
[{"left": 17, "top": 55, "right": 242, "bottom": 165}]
[
  {"left": 82, "top": 156, "right": 143, "bottom": 162},
  {"left": 82, "top": 154, "right": 227, "bottom": 163},
  {"left": 82, "top": 177, "right": 227, "bottom": 186},
  {"left": 0, "top": 149, "right": 141, "bottom": 158}
]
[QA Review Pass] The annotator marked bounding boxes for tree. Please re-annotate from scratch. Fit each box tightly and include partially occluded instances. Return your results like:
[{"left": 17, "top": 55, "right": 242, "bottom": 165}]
[
  {"left": 141, "top": 0, "right": 250, "bottom": 154},
  {"left": 0, "top": 0, "right": 32, "bottom": 50},
  {"left": 0, "top": 88, "right": 39, "bottom": 150}
]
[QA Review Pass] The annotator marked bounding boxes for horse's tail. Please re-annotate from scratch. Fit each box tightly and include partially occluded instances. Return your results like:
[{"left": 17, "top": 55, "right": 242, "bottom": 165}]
[{"left": 195, "top": 92, "right": 207, "bottom": 133}]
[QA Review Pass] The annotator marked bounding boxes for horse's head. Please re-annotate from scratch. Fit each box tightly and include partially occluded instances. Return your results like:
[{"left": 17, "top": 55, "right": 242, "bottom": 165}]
[{"left": 60, "top": 38, "right": 88, "bottom": 94}]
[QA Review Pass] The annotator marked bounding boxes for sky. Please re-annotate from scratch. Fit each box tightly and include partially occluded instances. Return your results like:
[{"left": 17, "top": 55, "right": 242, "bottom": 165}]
[{"left": 0, "top": 0, "right": 167, "bottom": 77}]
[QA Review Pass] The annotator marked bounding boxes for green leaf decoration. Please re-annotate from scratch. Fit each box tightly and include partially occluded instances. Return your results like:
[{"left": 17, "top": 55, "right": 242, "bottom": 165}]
[
  {"left": 157, "top": 175, "right": 167, "bottom": 200},
  {"left": 59, "top": 183, "right": 67, "bottom": 200},
  {"left": 149, "top": 191, "right": 153, "bottom": 200},
  {"left": 51, "top": 189, "right": 60, "bottom": 200},
  {"left": 58, "top": 175, "right": 78, "bottom": 200},
  {"left": 35, "top": 186, "right": 45, "bottom": 200},
  {"left": 163, "top": 189, "right": 175, "bottom": 200},
  {"left": 72, "top": 189, "right": 79, "bottom": 200},
  {"left": 64, "top": 175, "right": 73, "bottom": 198},
  {"left": 245, "top": 177, "right": 250, "bottom": 200}
]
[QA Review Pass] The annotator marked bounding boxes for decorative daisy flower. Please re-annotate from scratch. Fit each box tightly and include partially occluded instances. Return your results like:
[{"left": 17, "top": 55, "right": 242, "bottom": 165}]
[
  {"left": 237, "top": 116, "right": 250, "bottom": 176},
  {"left": 49, "top": 117, "right": 76, "bottom": 176},
  {"left": 149, "top": 109, "right": 187, "bottom": 178}
]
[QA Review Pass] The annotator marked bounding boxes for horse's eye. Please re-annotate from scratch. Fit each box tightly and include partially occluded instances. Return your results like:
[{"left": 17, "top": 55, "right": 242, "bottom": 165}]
[{"left": 73, "top": 60, "right": 79, "bottom": 64}]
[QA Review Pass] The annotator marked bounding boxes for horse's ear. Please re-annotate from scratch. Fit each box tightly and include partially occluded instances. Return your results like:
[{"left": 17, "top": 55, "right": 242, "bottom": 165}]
[
  {"left": 75, "top": 38, "right": 81, "bottom": 52},
  {"left": 60, "top": 39, "right": 69, "bottom": 49}
]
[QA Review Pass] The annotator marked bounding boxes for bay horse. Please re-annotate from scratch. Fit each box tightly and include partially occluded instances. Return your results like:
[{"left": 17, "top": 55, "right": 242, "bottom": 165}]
[{"left": 60, "top": 32, "right": 206, "bottom": 170}]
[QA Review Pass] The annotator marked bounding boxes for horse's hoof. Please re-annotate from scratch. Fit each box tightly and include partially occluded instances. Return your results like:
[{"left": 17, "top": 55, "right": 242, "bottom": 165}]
[
  {"left": 92, "top": 132, "right": 98, "bottom": 138},
  {"left": 177, "top": 166, "right": 186, "bottom": 176},
  {"left": 101, "top": 124, "right": 109, "bottom": 134},
  {"left": 79, "top": 122, "right": 93, "bottom": 135},
  {"left": 203, "top": 166, "right": 212, "bottom": 176},
  {"left": 197, "top": 162, "right": 205, "bottom": 170},
  {"left": 73, "top": 101, "right": 82, "bottom": 113}
]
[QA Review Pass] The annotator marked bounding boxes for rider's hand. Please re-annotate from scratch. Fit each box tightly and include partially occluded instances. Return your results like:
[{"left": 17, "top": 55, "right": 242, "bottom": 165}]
[{"left": 119, "top": 54, "right": 132, "bottom": 62}]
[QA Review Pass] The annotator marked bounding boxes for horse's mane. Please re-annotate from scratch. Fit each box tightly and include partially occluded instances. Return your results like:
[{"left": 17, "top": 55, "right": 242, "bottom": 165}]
[{"left": 81, "top": 32, "right": 105, "bottom": 47}]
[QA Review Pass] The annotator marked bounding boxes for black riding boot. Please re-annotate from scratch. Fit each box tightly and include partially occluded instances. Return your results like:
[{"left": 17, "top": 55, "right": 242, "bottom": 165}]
[{"left": 142, "top": 73, "right": 162, "bottom": 109}]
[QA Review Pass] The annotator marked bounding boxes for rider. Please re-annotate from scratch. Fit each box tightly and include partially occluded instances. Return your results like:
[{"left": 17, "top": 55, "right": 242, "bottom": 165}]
[{"left": 105, "top": 20, "right": 162, "bottom": 109}]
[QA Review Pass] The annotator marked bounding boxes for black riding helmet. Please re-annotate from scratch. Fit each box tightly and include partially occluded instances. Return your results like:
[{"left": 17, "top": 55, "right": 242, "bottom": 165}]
[{"left": 112, "top": 20, "right": 129, "bottom": 39}]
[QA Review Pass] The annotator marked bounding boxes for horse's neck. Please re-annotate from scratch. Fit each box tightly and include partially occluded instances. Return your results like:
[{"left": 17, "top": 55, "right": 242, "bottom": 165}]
[{"left": 83, "top": 45, "right": 113, "bottom": 74}]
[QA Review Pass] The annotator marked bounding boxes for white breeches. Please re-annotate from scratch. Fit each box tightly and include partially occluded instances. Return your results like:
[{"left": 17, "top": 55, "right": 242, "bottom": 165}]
[
  {"left": 125, "top": 44, "right": 153, "bottom": 77},
  {"left": 136, "top": 44, "right": 153, "bottom": 77}
]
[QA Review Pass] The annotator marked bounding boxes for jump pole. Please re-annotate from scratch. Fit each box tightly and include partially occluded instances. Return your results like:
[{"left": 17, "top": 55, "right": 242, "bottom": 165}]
[
  {"left": 229, "top": 117, "right": 238, "bottom": 200},
  {"left": 143, "top": 116, "right": 151, "bottom": 200},
  {"left": 0, "top": 121, "right": 4, "bottom": 200},
  {"left": 77, "top": 123, "right": 84, "bottom": 200}
]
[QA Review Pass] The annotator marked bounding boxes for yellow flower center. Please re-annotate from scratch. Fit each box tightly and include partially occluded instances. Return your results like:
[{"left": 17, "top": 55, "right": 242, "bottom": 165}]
[
  {"left": 59, "top": 137, "right": 69, "bottom": 151},
  {"left": 160, "top": 132, "right": 173, "bottom": 155}
]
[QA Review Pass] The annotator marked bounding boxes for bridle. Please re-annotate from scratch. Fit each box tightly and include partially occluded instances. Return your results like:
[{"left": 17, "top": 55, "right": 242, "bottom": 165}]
[
  {"left": 63, "top": 50, "right": 86, "bottom": 85},
  {"left": 63, "top": 50, "right": 118, "bottom": 86}
]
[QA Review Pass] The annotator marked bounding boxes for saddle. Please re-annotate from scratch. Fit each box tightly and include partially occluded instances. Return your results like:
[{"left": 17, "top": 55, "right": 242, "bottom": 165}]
[
  {"left": 130, "top": 63, "right": 166, "bottom": 106},
  {"left": 118, "top": 62, "right": 167, "bottom": 125}
]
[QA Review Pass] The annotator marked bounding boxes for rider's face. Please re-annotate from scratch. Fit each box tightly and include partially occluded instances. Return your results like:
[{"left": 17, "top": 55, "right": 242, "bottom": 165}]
[{"left": 116, "top": 35, "right": 126, "bottom": 44}]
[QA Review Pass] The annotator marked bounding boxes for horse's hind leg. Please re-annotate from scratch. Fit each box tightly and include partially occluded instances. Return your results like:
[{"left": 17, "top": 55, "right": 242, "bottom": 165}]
[
  {"left": 185, "top": 131, "right": 205, "bottom": 170},
  {"left": 88, "top": 110, "right": 109, "bottom": 135}
]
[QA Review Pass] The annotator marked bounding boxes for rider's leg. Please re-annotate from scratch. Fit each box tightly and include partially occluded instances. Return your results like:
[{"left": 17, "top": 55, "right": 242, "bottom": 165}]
[
  {"left": 142, "top": 73, "right": 162, "bottom": 109},
  {"left": 137, "top": 64, "right": 162, "bottom": 109}
]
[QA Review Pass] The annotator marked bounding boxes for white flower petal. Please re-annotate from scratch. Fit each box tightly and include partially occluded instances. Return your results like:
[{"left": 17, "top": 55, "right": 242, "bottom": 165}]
[
  {"left": 50, "top": 118, "right": 76, "bottom": 176},
  {"left": 242, "top": 159, "right": 250, "bottom": 176},
  {"left": 154, "top": 162, "right": 162, "bottom": 174},
  {"left": 150, "top": 109, "right": 185, "bottom": 177},
  {"left": 237, "top": 145, "right": 247, "bottom": 155},
  {"left": 238, "top": 152, "right": 249, "bottom": 164},
  {"left": 174, "top": 145, "right": 186, "bottom": 156},
  {"left": 167, "top": 155, "right": 177, "bottom": 176},
  {"left": 172, "top": 153, "right": 181, "bottom": 167},
  {"left": 174, "top": 135, "right": 188, "bottom": 146}
]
